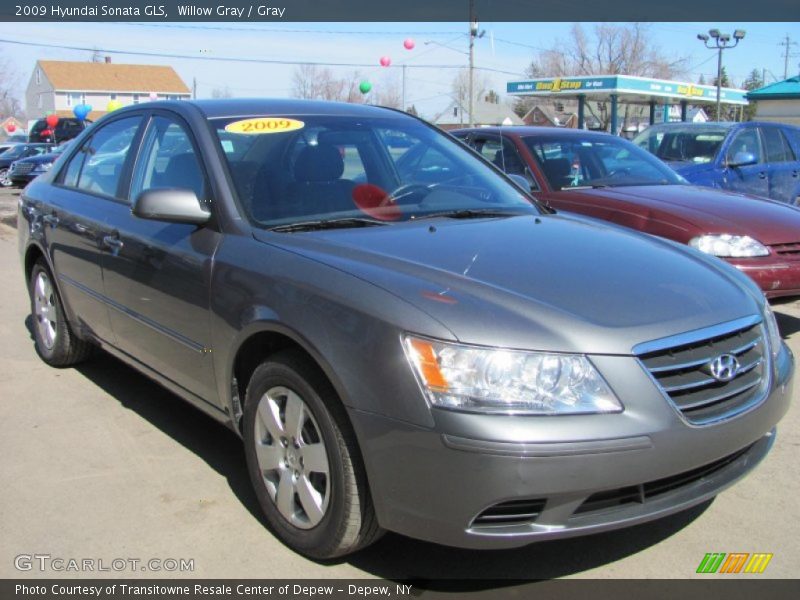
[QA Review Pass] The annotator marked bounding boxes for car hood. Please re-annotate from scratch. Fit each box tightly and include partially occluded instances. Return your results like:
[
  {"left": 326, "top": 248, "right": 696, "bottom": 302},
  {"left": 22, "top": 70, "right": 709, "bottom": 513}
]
[
  {"left": 13, "top": 154, "right": 57, "bottom": 166},
  {"left": 254, "top": 214, "right": 763, "bottom": 355},
  {"left": 580, "top": 184, "right": 800, "bottom": 245}
]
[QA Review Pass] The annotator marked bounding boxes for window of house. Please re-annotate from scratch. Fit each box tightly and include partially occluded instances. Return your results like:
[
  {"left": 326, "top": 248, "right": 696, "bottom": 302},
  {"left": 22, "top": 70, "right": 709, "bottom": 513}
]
[{"left": 36, "top": 69, "right": 41, "bottom": 85}]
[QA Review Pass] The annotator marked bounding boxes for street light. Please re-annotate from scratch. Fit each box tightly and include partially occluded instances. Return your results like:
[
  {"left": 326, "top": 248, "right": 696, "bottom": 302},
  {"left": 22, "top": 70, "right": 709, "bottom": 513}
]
[{"left": 697, "top": 27, "right": 746, "bottom": 122}]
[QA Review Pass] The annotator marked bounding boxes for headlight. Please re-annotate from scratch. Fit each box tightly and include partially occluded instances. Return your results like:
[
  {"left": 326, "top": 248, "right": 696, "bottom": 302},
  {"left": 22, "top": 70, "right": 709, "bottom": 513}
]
[
  {"left": 403, "top": 336, "right": 622, "bottom": 415},
  {"left": 763, "top": 304, "right": 783, "bottom": 359},
  {"left": 32, "top": 163, "right": 53, "bottom": 173},
  {"left": 689, "top": 234, "right": 769, "bottom": 258}
]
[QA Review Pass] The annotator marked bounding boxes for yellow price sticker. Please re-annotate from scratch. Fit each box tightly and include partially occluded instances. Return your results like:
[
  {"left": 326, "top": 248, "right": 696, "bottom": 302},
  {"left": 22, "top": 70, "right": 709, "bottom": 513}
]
[{"left": 224, "top": 117, "right": 305, "bottom": 135}]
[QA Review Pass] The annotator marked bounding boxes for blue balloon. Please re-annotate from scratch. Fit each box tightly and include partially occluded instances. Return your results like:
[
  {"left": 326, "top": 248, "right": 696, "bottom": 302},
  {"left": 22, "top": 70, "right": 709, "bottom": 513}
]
[{"left": 73, "top": 104, "right": 90, "bottom": 121}]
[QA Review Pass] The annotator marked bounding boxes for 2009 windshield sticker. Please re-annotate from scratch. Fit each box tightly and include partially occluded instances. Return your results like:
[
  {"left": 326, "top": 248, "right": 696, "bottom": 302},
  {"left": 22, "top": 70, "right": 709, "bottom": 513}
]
[{"left": 225, "top": 118, "right": 305, "bottom": 134}]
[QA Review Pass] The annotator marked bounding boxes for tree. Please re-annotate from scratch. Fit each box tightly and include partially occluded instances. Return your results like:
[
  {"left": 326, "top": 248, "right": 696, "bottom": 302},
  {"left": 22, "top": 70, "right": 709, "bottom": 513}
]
[
  {"left": 291, "top": 64, "right": 365, "bottom": 104},
  {"left": 0, "top": 50, "right": 24, "bottom": 127},
  {"left": 211, "top": 86, "right": 233, "bottom": 99},
  {"left": 742, "top": 68, "right": 764, "bottom": 121},
  {"left": 450, "top": 68, "right": 490, "bottom": 108},
  {"left": 406, "top": 105, "right": 419, "bottom": 116},
  {"left": 515, "top": 23, "right": 688, "bottom": 130},
  {"left": 698, "top": 73, "right": 706, "bottom": 85},
  {"left": 713, "top": 66, "right": 731, "bottom": 88},
  {"left": 708, "top": 67, "right": 733, "bottom": 121}
]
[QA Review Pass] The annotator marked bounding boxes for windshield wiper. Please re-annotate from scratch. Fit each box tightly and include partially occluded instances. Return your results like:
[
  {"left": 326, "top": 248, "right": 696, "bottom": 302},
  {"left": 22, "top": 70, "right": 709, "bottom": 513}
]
[
  {"left": 410, "top": 208, "right": 528, "bottom": 221},
  {"left": 269, "top": 217, "right": 388, "bottom": 233}
]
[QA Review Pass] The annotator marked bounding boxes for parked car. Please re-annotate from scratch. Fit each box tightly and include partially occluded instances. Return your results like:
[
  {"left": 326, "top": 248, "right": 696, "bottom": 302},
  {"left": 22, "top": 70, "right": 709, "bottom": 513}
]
[
  {"left": 9, "top": 142, "right": 72, "bottom": 187},
  {"left": 0, "top": 143, "right": 52, "bottom": 187},
  {"left": 0, "top": 134, "right": 29, "bottom": 155},
  {"left": 19, "top": 100, "right": 792, "bottom": 559},
  {"left": 28, "top": 117, "right": 90, "bottom": 144},
  {"left": 632, "top": 121, "right": 800, "bottom": 205},
  {"left": 453, "top": 126, "right": 800, "bottom": 299}
]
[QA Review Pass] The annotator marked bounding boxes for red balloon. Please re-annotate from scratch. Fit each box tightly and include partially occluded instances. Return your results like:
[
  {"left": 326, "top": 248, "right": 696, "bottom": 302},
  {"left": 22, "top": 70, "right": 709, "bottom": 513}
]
[
  {"left": 41, "top": 129, "right": 52, "bottom": 137},
  {"left": 403, "top": 38, "right": 415, "bottom": 50},
  {"left": 352, "top": 184, "right": 401, "bottom": 221},
  {"left": 46, "top": 114, "right": 59, "bottom": 128},
  {"left": 6, "top": 123, "right": 16, "bottom": 133},
  {"left": 379, "top": 56, "right": 391, "bottom": 67}
]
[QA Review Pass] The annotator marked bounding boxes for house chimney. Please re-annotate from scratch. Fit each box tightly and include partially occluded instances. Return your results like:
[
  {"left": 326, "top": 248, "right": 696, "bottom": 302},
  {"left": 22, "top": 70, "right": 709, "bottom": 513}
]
[{"left": 104, "top": 56, "right": 111, "bottom": 63}]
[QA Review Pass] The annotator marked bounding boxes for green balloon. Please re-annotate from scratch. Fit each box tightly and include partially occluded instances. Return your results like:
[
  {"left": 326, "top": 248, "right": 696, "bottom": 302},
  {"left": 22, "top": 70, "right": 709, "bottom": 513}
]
[{"left": 359, "top": 81, "right": 372, "bottom": 94}]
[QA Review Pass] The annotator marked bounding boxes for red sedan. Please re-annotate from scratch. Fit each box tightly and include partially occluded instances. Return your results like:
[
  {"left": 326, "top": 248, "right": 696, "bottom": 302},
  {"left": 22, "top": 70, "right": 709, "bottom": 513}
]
[{"left": 452, "top": 126, "right": 800, "bottom": 299}]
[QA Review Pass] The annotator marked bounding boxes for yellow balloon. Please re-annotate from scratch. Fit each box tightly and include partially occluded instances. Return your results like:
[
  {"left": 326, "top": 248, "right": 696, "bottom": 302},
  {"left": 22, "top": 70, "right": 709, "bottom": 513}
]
[{"left": 106, "top": 100, "right": 122, "bottom": 112}]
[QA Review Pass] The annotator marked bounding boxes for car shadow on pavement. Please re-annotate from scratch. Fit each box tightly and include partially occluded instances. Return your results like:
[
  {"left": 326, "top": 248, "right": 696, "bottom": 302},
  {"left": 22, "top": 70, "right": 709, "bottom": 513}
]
[
  {"left": 772, "top": 301, "right": 800, "bottom": 338},
  {"left": 24, "top": 317, "right": 711, "bottom": 583}
]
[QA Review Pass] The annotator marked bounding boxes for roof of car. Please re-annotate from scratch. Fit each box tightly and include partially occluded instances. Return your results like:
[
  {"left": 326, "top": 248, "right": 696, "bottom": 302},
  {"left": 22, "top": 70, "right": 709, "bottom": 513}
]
[
  {"left": 187, "top": 98, "right": 409, "bottom": 120},
  {"left": 451, "top": 126, "right": 626, "bottom": 139}
]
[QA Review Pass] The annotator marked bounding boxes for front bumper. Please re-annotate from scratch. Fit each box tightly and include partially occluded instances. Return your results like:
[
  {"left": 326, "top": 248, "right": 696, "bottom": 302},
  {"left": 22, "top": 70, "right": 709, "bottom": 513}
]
[
  {"left": 350, "top": 345, "right": 793, "bottom": 549},
  {"left": 729, "top": 257, "right": 800, "bottom": 299},
  {"left": 9, "top": 173, "right": 37, "bottom": 188}
]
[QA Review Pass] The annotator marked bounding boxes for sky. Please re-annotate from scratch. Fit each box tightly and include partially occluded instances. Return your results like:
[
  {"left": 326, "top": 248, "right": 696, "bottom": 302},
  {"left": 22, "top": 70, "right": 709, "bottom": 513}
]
[{"left": 0, "top": 21, "right": 798, "bottom": 120}]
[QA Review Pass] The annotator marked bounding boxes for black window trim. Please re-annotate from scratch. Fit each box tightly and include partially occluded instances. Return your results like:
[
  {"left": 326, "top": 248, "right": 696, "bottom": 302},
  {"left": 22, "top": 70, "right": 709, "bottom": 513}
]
[
  {"left": 126, "top": 109, "right": 214, "bottom": 211},
  {"left": 53, "top": 112, "right": 147, "bottom": 206}
]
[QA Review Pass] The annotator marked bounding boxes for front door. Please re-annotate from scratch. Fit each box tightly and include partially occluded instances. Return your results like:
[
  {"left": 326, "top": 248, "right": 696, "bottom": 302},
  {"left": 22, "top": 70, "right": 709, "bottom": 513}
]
[
  {"left": 722, "top": 127, "right": 769, "bottom": 198},
  {"left": 100, "top": 114, "right": 221, "bottom": 403}
]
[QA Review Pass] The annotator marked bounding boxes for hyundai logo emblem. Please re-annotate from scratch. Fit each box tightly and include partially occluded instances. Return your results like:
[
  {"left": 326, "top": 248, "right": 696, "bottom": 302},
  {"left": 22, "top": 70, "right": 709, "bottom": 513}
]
[{"left": 708, "top": 354, "right": 740, "bottom": 382}]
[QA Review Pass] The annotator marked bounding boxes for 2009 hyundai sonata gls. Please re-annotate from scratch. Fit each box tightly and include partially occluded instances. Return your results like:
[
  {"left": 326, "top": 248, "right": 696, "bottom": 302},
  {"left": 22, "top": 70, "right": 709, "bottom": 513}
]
[{"left": 18, "top": 99, "right": 794, "bottom": 559}]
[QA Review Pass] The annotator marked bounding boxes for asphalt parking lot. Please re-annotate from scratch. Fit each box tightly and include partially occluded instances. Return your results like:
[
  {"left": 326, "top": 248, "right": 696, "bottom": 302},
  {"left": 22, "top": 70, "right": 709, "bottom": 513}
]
[{"left": 0, "top": 185, "right": 798, "bottom": 581}]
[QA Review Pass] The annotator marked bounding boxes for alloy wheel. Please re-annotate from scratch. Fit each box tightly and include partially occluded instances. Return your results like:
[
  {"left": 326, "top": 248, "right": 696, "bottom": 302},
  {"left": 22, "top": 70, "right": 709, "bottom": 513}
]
[
  {"left": 33, "top": 271, "right": 57, "bottom": 350},
  {"left": 253, "top": 385, "right": 330, "bottom": 529}
]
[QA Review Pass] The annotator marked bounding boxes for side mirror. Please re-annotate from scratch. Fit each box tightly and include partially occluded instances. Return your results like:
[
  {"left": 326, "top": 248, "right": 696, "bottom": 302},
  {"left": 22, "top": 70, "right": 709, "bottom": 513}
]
[
  {"left": 132, "top": 188, "right": 211, "bottom": 225},
  {"left": 727, "top": 151, "right": 757, "bottom": 168},
  {"left": 508, "top": 173, "right": 533, "bottom": 192}
]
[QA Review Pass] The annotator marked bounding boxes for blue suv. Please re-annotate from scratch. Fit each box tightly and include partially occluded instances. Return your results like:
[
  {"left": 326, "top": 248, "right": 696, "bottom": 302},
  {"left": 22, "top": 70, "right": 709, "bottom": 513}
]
[{"left": 634, "top": 121, "right": 800, "bottom": 205}]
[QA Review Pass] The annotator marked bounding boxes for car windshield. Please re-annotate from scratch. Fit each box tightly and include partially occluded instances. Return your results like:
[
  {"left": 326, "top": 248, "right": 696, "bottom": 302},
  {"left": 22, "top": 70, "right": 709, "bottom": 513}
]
[
  {"left": 521, "top": 134, "right": 683, "bottom": 190},
  {"left": 2, "top": 145, "right": 34, "bottom": 159},
  {"left": 211, "top": 115, "right": 539, "bottom": 227},
  {"left": 632, "top": 126, "right": 728, "bottom": 164}
]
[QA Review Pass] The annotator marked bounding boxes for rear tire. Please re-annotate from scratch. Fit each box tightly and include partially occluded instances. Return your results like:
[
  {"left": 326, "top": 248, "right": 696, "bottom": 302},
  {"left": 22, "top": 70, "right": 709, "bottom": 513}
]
[
  {"left": 243, "top": 349, "right": 382, "bottom": 559},
  {"left": 29, "top": 258, "right": 93, "bottom": 367},
  {"left": 0, "top": 168, "right": 11, "bottom": 188}
]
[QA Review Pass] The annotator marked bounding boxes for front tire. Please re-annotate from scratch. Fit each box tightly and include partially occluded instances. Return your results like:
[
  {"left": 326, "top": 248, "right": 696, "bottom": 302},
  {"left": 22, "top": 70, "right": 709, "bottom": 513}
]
[
  {"left": 243, "top": 350, "right": 382, "bottom": 559},
  {"left": 29, "top": 258, "right": 93, "bottom": 366},
  {"left": 0, "top": 168, "right": 11, "bottom": 188}
]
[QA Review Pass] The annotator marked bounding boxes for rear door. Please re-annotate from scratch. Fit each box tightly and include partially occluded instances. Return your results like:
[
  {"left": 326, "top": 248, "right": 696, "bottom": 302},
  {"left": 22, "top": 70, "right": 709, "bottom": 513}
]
[
  {"left": 761, "top": 125, "right": 799, "bottom": 203},
  {"left": 41, "top": 115, "right": 144, "bottom": 344},
  {"left": 722, "top": 126, "right": 769, "bottom": 198},
  {"left": 100, "top": 112, "right": 221, "bottom": 402}
]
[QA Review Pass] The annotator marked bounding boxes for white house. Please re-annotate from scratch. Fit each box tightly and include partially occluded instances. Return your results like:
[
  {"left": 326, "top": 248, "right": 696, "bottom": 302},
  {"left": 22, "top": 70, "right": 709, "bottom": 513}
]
[{"left": 26, "top": 58, "right": 191, "bottom": 122}]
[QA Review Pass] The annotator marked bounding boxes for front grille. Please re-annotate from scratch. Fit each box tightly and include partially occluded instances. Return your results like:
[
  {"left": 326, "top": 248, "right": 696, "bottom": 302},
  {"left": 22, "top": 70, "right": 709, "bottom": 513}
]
[
  {"left": 770, "top": 242, "right": 800, "bottom": 259},
  {"left": 573, "top": 444, "right": 752, "bottom": 516},
  {"left": 11, "top": 162, "right": 34, "bottom": 175},
  {"left": 471, "top": 498, "right": 547, "bottom": 528},
  {"left": 638, "top": 320, "right": 768, "bottom": 425}
]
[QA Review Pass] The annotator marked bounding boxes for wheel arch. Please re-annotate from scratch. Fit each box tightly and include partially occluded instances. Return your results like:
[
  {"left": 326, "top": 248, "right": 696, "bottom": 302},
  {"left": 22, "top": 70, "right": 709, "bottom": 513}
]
[{"left": 225, "top": 319, "right": 355, "bottom": 437}]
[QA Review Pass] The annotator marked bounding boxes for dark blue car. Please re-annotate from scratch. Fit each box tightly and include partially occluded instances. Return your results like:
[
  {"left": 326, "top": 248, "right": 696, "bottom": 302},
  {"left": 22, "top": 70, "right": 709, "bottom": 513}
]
[{"left": 633, "top": 121, "right": 800, "bottom": 205}]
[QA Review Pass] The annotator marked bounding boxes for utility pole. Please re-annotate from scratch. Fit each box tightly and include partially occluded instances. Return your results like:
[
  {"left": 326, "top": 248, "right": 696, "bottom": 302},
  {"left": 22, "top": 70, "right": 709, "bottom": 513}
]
[
  {"left": 468, "top": 0, "right": 475, "bottom": 128},
  {"left": 402, "top": 64, "right": 407, "bottom": 112},
  {"left": 779, "top": 35, "right": 798, "bottom": 79}
]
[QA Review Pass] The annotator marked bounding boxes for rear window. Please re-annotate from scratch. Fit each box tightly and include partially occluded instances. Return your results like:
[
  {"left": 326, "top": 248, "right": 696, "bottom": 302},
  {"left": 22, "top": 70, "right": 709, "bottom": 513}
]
[{"left": 633, "top": 127, "right": 727, "bottom": 164}]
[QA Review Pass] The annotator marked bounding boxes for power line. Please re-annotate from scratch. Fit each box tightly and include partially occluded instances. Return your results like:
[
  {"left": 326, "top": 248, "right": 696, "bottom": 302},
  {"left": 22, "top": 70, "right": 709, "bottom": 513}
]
[{"left": 0, "top": 37, "right": 524, "bottom": 76}]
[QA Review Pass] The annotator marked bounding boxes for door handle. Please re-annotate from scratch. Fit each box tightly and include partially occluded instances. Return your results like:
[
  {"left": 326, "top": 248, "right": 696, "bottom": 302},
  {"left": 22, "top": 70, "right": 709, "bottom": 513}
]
[
  {"left": 758, "top": 172, "right": 767, "bottom": 179},
  {"left": 42, "top": 214, "right": 59, "bottom": 228},
  {"left": 102, "top": 234, "right": 124, "bottom": 252}
]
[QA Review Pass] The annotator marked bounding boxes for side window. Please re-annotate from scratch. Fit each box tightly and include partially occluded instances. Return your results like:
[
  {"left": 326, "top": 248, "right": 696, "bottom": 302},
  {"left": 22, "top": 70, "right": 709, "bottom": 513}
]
[
  {"left": 475, "top": 137, "right": 504, "bottom": 164},
  {"left": 474, "top": 136, "right": 539, "bottom": 191},
  {"left": 130, "top": 116, "right": 207, "bottom": 206},
  {"left": 66, "top": 117, "right": 141, "bottom": 199},
  {"left": 726, "top": 128, "right": 763, "bottom": 164},
  {"left": 763, "top": 127, "right": 795, "bottom": 163}
]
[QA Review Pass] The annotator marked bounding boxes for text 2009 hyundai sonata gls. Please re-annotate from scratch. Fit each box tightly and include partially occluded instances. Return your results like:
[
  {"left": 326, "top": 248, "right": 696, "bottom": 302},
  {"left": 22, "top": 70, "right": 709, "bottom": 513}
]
[{"left": 18, "top": 99, "right": 794, "bottom": 559}]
